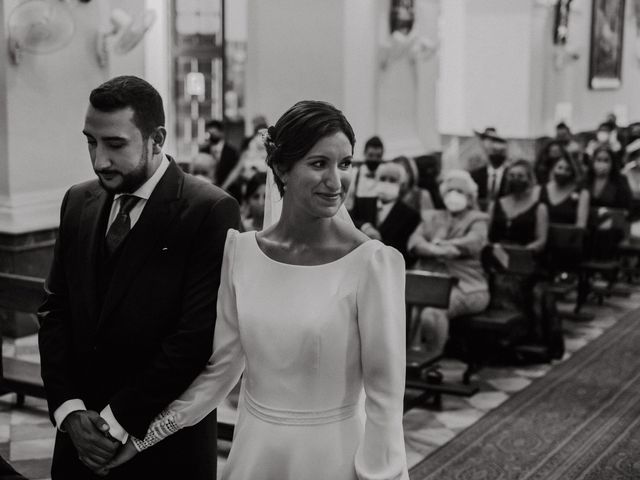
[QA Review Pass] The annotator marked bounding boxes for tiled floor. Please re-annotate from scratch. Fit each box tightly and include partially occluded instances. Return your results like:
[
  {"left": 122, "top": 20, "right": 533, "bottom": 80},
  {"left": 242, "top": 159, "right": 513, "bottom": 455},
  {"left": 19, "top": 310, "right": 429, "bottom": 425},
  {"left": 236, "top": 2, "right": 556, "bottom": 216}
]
[{"left": 2, "top": 289, "right": 639, "bottom": 479}]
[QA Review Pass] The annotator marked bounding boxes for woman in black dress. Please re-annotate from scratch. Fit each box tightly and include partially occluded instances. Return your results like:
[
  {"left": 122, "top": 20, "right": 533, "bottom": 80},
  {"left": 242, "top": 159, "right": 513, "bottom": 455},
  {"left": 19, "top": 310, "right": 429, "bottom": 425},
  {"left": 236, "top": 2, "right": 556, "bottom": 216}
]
[
  {"left": 489, "top": 159, "right": 548, "bottom": 251},
  {"left": 539, "top": 152, "right": 590, "bottom": 227}
]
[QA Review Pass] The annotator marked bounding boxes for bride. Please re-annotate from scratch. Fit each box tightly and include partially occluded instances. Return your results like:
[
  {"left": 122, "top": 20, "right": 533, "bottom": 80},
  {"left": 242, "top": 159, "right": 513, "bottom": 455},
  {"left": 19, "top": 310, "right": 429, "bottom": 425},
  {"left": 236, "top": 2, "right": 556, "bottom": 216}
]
[{"left": 106, "top": 100, "right": 409, "bottom": 479}]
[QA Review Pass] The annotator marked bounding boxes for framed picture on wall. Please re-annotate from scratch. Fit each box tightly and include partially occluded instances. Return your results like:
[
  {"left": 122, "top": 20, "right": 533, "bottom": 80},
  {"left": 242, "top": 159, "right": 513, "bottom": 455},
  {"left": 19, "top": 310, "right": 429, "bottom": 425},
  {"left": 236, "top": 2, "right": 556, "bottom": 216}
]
[{"left": 589, "top": 0, "right": 626, "bottom": 89}]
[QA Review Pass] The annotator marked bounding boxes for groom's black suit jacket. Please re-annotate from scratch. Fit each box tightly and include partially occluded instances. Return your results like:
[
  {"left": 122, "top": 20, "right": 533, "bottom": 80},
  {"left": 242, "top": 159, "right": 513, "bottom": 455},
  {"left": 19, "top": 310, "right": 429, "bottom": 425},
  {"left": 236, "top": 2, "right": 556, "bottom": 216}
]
[{"left": 38, "top": 160, "right": 240, "bottom": 479}]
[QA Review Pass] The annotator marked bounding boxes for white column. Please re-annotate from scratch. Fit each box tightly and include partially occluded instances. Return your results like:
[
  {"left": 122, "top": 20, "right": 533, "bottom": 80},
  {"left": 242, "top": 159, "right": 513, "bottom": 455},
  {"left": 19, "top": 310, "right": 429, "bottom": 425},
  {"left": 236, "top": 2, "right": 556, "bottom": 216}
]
[{"left": 0, "top": 0, "right": 106, "bottom": 233}]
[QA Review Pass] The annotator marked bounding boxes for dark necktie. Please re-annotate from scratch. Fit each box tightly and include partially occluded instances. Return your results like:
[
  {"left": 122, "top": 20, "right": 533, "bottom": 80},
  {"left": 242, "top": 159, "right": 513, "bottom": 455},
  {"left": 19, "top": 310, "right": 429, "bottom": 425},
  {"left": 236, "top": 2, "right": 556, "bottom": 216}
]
[
  {"left": 490, "top": 172, "right": 497, "bottom": 198},
  {"left": 105, "top": 195, "right": 141, "bottom": 256}
]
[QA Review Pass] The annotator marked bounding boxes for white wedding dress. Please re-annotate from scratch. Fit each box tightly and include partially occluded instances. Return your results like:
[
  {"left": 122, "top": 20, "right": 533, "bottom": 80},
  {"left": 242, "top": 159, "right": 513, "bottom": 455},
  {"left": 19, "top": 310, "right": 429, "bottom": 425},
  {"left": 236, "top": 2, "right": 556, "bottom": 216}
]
[{"left": 138, "top": 228, "right": 409, "bottom": 479}]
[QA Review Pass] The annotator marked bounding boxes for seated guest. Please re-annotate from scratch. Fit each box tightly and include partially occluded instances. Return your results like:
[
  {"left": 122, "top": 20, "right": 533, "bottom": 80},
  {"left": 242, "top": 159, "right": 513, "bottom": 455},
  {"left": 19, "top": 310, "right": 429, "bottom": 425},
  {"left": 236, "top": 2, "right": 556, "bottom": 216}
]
[
  {"left": 489, "top": 159, "right": 548, "bottom": 252},
  {"left": 622, "top": 139, "right": 640, "bottom": 220},
  {"left": 586, "top": 146, "right": 631, "bottom": 259},
  {"left": 345, "top": 135, "right": 385, "bottom": 210},
  {"left": 586, "top": 121, "right": 622, "bottom": 157},
  {"left": 393, "top": 155, "right": 434, "bottom": 213},
  {"left": 555, "top": 121, "right": 581, "bottom": 153},
  {"left": 470, "top": 130, "right": 509, "bottom": 206},
  {"left": 407, "top": 170, "right": 489, "bottom": 356},
  {"left": 414, "top": 153, "right": 445, "bottom": 209},
  {"left": 191, "top": 152, "right": 216, "bottom": 183},
  {"left": 241, "top": 171, "right": 267, "bottom": 232},
  {"left": 351, "top": 162, "right": 420, "bottom": 259},
  {"left": 539, "top": 152, "right": 590, "bottom": 228},
  {"left": 467, "top": 126, "right": 497, "bottom": 171},
  {"left": 534, "top": 139, "right": 565, "bottom": 185},
  {"left": 200, "top": 119, "right": 240, "bottom": 186},
  {"left": 588, "top": 145, "right": 632, "bottom": 210},
  {"left": 487, "top": 160, "right": 549, "bottom": 342}
]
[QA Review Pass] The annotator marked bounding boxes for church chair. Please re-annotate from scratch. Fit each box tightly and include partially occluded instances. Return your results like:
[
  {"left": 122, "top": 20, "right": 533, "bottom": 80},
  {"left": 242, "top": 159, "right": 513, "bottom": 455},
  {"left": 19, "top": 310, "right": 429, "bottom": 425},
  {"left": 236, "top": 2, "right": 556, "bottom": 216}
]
[{"left": 403, "top": 271, "right": 478, "bottom": 412}]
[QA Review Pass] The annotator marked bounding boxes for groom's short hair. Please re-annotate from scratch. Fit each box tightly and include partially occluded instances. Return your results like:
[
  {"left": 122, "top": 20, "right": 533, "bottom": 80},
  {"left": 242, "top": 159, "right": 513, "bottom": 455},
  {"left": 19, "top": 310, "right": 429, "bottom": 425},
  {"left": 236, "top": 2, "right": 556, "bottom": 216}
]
[{"left": 89, "top": 75, "right": 165, "bottom": 139}]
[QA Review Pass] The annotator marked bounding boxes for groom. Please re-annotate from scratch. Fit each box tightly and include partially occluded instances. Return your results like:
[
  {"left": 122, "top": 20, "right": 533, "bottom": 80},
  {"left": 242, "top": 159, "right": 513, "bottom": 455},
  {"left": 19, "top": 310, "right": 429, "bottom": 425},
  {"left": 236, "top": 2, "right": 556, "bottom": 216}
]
[{"left": 38, "top": 76, "right": 240, "bottom": 479}]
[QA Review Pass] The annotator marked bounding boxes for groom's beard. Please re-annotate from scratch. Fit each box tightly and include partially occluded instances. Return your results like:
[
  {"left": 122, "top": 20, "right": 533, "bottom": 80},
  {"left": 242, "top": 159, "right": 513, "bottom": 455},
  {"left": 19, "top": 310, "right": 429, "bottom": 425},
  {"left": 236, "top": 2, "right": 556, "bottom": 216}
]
[{"left": 97, "top": 143, "right": 150, "bottom": 194}]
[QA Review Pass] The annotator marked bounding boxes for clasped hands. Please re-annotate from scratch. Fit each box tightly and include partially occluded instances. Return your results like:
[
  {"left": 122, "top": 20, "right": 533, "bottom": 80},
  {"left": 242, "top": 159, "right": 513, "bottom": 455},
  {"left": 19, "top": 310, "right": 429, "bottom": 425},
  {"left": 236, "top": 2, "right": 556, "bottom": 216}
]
[{"left": 63, "top": 411, "right": 139, "bottom": 476}]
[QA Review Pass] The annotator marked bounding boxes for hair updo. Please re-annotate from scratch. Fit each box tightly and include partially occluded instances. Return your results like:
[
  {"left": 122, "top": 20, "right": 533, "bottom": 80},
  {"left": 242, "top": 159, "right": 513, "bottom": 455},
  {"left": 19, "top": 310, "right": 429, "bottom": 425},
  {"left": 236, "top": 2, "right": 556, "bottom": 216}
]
[{"left": 263, "top": 100, "right": 356, "bottom": 196}]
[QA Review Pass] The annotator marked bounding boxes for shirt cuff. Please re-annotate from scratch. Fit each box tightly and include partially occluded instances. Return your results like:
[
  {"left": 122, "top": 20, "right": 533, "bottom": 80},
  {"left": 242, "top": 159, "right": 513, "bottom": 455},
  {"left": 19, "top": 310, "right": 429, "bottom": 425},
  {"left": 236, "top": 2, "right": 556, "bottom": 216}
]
[
  {"left": 99, "top": 405, "right": 129, "bottom": 445},
  {"left": 53, "top": 399, "right": 87, "bottom": 432}
]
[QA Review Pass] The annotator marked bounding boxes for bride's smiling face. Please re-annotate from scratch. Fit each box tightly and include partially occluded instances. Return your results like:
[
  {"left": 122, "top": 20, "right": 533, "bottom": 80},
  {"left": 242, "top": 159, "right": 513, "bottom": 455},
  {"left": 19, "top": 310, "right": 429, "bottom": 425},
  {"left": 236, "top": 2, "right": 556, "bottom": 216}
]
[{"left": 280, "top": 132, "right": 353, "bottom": 219}]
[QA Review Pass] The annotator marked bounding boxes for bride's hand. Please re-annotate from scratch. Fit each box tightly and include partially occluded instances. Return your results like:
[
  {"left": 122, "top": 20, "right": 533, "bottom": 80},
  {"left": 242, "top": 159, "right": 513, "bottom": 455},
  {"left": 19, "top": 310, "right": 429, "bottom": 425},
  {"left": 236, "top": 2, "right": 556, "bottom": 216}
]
[{"left": 105, "top": 438, "right": 139, "bottom": 469}]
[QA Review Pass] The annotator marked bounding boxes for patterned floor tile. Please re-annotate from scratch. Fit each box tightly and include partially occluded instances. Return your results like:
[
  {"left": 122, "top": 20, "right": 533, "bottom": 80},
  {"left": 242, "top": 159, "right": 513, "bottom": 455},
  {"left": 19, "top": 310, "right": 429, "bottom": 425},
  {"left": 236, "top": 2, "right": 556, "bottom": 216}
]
[
  {"left": 435, "top": 408, "right": 485, "bottom": 429},
  {"left": 11, "top": 458, "right": 52, "bottom": 480},
  {"left": 10, "top": 438, "right": 55, "bottom": 461},
  {"left": 11, "top": 424, "right": 56, "bottom": 442},
  {"left": 487, "top": 376, "right": 532, "bottom": 393},
  {"left": 467, "top": 391, "right": 509, "bottom": 411}
]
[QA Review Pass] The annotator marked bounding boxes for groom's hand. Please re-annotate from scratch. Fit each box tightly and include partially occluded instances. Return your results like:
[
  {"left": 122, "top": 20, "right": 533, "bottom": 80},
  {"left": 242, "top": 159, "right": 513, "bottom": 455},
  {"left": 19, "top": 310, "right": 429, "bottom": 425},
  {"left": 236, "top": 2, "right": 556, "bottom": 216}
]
[
  {"left": 105, "top": 437, "right": 138, "bottom": 470},
  {"left": 62, "top": 411, "right": 120, "bottom": 473}
]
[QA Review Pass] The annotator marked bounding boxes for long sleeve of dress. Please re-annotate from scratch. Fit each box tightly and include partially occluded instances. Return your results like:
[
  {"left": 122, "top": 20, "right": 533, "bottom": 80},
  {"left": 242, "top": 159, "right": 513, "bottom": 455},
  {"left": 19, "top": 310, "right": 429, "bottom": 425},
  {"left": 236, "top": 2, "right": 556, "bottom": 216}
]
[
  {"left": 133, "top": 229, "right": 245, "bottom": 451},
  {"left": 354, "top": 246, "right": 409, "bottom": 480}
]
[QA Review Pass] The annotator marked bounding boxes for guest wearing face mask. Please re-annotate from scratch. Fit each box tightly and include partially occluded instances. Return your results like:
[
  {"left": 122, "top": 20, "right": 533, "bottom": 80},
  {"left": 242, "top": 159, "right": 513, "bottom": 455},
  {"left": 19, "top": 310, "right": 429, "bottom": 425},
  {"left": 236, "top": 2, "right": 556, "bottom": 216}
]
[
  {"left": 407, "top": 170, "right": 489, "bottom": 356},
  {"left": 345, "top": 136, "right": 385, "bottom": 211},
  {"left": 393, "top": 156, "right": 434, "bottom": 214},
  {"left": 470, "top": 130, "right": 509, "bottom": 206},
  {"left": 588, "top": 146, "right": 631, "bottom": 210},
  {"left": 539, "top": 152, "right": 590, "bottom": 228},
  {"left": 585, "top": 146, "right": 631, "bottom": 260},
  {"left": 586, "top": 121, "right": 622, "bottom": 158},
  {"left": 486, "top": 161, "right": 551, "bottom": 345},
  {"left": 351, "top": 162, "right": 420, "bottom": 260},
  {"left": 489, "top": 160, "right": 548, "bottom": 252}
]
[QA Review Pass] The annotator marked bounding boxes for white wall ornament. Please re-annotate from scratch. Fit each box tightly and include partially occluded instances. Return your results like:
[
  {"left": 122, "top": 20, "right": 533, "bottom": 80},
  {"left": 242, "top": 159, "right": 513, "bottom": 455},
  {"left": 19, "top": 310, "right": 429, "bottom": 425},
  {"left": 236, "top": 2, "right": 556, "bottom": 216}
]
[{"left": 379, "top": 29, "right": 437, "bottom": 70}]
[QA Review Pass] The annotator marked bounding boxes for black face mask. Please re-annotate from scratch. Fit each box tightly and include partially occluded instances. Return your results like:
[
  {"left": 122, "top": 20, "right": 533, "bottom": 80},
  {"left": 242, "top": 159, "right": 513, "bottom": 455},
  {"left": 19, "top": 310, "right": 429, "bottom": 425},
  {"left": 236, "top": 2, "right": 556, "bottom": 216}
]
[
  {"left": 507, "top": 179, "right": 529, "bottom": 194},
  {"left": 554, "top": 173, "right": 573, "bottom": 186},
  {"left": 488, "top": 153, "right": 506, "bottom": 168},
  {"left": 208, "top": 135, "right": 222, "bottom": 145},
  {"left": 365, "top": 161, "right": 381, "bottom": 173}
]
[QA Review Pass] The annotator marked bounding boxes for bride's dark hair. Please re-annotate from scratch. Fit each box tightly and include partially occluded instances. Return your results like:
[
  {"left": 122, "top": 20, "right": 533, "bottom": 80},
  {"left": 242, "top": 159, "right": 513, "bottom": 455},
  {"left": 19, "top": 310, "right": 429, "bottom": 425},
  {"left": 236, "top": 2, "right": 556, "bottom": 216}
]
[{"left": 264, "top": 100, "right": 356, "bottom": 196}]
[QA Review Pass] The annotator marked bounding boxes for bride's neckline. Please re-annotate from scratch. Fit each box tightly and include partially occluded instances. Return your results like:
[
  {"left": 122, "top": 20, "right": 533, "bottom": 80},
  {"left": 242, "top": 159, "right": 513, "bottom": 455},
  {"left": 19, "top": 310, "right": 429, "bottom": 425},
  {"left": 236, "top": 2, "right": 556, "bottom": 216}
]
[{"left": 252, "top": 231, "right": 374, "bottom": 268}]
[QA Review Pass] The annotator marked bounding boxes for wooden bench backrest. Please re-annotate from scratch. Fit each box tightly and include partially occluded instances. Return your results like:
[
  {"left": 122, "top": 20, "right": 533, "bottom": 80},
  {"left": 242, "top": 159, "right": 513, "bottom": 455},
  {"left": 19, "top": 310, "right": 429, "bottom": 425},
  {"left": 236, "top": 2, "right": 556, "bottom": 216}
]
[
  {"left": 405, "top": 270, "right": 456, "bottom": 309},
  {"left": 0, "top": 273, "right": 45, "bottom": 313},
  {"left": 547, "top": 224, "right": 585, "bottom": 251}
]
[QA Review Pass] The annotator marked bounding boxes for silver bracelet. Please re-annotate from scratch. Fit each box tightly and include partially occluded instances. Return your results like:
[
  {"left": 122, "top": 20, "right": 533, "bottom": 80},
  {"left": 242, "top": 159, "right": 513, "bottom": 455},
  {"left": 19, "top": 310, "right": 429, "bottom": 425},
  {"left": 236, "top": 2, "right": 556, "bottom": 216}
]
[{"left": 131, "top": 410, "right": 180, "bottom": 452}]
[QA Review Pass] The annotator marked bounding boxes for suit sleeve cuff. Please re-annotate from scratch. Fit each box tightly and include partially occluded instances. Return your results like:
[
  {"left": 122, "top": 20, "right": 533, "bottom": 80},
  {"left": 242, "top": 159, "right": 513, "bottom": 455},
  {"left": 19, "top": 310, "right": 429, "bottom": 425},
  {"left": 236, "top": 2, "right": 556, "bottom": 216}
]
[
  {"left": 53, "top": 399, "right": 87, "bottom": 432},
  {"left": 99, "top": 405, "right": 129, "bottom": 445}
]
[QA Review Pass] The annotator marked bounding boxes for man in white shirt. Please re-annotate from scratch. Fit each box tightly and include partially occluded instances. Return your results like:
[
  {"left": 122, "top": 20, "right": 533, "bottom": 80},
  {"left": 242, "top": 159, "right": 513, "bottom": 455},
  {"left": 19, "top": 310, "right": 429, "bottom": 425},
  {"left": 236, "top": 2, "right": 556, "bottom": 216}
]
[
  {"left": 38, "top": 76, "right": 240, "bottom": 479},
  {"left": 470, "top": 130, "right": 509, "bottom": 207},
  {"left": 345, "top": 136, "right": 385, "bottom": 210}
]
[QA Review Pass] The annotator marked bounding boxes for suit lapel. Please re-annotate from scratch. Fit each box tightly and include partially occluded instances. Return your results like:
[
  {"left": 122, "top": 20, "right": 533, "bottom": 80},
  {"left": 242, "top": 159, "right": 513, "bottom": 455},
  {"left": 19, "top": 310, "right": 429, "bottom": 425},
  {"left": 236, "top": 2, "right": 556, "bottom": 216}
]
[
  {"left": 78, "top": 185, "right": 112, "bottom": 325},
  {"left": 97, "top": 161, "right": 184, "bottom": 329}
]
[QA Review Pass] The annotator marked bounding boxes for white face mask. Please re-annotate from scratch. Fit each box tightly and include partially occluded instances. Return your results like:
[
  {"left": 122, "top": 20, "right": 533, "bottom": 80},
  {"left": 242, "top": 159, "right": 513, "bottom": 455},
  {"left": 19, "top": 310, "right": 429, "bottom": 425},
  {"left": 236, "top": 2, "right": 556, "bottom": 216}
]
[
  {"left": 375, "top": 181, "right": 400, "bottom": 203},
  {"left": 443, "top": 190, "right": 468, "bottom": 212}
]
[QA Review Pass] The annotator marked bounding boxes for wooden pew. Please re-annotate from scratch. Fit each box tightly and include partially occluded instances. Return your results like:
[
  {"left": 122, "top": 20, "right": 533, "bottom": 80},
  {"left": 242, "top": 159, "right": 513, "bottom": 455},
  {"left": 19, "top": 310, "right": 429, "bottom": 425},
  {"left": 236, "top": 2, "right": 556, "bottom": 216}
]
[
  {"left": 0, "top": 273, "right": 46, "bottom": 405},
  {"left": 451, "top": 245, "right": 536, "bottom": 382},
  {"left": 404, "top": 270, "right": 478, "bottom": 412}
]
